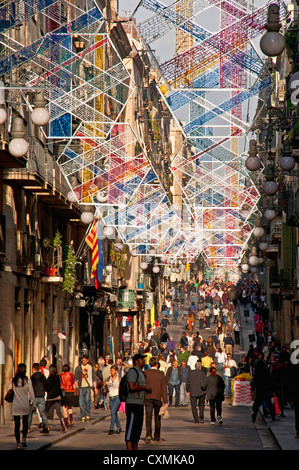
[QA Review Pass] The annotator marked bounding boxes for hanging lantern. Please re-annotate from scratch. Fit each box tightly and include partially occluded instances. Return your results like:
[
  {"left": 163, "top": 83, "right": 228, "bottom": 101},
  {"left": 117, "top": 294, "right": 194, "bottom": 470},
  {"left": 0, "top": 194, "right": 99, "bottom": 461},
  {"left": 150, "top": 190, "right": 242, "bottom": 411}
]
[
  {"left": 140, "top": 261, "right": 148, "bottom": 270},
  {"left": 152, "top": 265, "right": 160, "bottom": 273}
]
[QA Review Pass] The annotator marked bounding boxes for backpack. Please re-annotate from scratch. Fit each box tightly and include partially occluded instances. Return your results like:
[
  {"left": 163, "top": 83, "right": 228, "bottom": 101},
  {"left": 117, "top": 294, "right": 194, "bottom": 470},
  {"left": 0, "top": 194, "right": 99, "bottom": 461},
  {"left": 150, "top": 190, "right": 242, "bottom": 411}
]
[{"left": 118, "top": 367, "right": 139, "bottom": 403}]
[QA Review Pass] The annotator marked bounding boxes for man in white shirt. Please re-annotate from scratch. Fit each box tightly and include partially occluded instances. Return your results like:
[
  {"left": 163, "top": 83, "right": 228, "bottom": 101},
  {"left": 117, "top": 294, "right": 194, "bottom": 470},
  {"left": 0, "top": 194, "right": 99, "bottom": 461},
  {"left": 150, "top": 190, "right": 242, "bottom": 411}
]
[{"left": 223, "top": 353, "right": 238, "bottom": 398}]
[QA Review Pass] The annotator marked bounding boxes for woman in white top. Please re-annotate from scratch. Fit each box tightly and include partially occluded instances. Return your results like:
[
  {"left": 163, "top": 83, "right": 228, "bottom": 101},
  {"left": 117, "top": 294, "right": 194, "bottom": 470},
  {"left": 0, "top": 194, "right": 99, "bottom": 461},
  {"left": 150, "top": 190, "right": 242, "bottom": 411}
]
[
  {"left": 106, "top": 365, "right": 121, "bottom": 435},
  {"left": 7, "top": 363, "right": 36, "bottom": 449}
]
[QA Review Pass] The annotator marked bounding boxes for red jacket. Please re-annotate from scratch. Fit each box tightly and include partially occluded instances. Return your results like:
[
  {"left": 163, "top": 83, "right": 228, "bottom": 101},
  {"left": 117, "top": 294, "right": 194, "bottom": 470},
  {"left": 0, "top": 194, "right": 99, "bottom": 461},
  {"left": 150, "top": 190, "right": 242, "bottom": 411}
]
[{"left": 60, "top": 372, "right": 75, "bottom": 392}]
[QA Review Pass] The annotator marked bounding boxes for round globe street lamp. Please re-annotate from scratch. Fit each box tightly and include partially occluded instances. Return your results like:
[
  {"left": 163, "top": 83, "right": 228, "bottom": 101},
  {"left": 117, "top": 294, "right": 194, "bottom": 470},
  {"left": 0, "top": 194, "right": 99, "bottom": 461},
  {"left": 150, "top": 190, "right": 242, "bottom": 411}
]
[
  {"left": 263, "top": 196, "right": 277, "bottom": 221},
  {"left": 0, "top": 107, "right": 7, "bottom": 125},
  {"left": 262, "top": 163, "right": 278, "bottom": 196},
  {"left": 260, "top": 3, "right": 285, "bottom": 57},
  {"left": 96, "top": 190, "right": 108, "bottom": 203},
  {"left": 241, "top": 255, "right": 249, "bottom": 273},
  {"left": 80, "top": 210, "right": 94, "bottom": 225},
  {"left": 31, "top": 90, "right": 50, "bottom": 126},
  {"left": 140, "top": 261, "right": 148, "bottom": 270},
  {"left": 67, "top": 190, "right": 77, "bottom": 203},
  {"left": 114, "top": 239, "right": 124, "bottom": 252},
  {"left": 245, "top": 139, "right": 262, "bottom": 171},
  {"left": 103, "top": 226, "right": 114, "bottom": 238},
  {"left": 253, "top": 216, "right": 265, "bottom": 239},
  {"left": 9, "top": 117, "right": 29, "bottom": 157},
  {"left": 249, "top": 246, "right": 259, "bottom": 267},
  {"left": 279, "top": 137, "right": 295, "bottom": 171}
]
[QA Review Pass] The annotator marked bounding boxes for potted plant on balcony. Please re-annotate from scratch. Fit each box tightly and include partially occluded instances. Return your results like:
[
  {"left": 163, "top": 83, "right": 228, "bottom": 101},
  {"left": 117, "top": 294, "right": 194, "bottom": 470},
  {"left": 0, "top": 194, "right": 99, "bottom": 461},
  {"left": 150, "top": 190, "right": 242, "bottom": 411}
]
[{"left": 43, "top": 230, "right": 63, "bottom": 277}]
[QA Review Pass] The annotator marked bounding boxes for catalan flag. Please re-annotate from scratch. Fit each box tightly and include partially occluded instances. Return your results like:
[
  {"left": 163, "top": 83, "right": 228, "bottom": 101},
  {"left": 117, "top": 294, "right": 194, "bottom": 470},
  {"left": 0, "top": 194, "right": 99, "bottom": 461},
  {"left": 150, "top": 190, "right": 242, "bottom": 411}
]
[{"left": 85, "top": 217, "right": 105, "bottom": 288}]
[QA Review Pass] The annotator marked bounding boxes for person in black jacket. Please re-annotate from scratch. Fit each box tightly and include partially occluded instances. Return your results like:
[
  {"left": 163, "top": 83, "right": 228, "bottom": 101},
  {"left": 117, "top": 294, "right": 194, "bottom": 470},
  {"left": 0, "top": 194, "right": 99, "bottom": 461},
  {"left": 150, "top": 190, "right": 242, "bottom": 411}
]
[
  {"left": 186, "top": 361, "right": 207, "bottom": 423},
  {"left": 206, "top": 366, "right": 225, "bottom": 424},
  {"left": 28, "top": 363, "right": 49, "bottom": 433},
  {"left": 251, "top": 352, "right": 275, "bottom": 422},
  {"left": 45, "top": 364, "right": 67, "bottom": 432}
]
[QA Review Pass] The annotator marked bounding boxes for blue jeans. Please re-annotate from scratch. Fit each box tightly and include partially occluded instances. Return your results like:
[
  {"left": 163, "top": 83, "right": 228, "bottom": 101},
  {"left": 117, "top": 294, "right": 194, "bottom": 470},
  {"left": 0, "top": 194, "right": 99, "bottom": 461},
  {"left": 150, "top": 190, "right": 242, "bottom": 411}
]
[
  {"left": 28, "top": 397, "right": 48, "bottom": 429},
  {"left": 79, "top": 387, "right": 92, "bottom": 418},
  {"left": 225, "top": 376, "right": 232, "bottom": 396},
  {"left": 168, "top": 383, "right": 180, "bottom": 406},
  {"left": 109, "top": 396, "right": 121, "bottom": 431}
]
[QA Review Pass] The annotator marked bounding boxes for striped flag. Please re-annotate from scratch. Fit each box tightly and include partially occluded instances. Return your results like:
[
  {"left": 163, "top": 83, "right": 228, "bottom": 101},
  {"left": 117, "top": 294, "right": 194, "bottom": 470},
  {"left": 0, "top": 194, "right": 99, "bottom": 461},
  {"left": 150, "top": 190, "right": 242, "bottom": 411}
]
[{"left": 85, "top": 218, "right": 104, "bottom": 288}]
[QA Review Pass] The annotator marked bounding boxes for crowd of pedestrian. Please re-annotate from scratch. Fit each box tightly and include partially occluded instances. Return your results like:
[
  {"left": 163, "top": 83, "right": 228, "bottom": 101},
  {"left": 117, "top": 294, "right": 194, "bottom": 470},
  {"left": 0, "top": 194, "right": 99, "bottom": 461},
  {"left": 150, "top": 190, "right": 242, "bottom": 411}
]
[{"left": 6, "top": 276, "right": 299, "bottom": 450}]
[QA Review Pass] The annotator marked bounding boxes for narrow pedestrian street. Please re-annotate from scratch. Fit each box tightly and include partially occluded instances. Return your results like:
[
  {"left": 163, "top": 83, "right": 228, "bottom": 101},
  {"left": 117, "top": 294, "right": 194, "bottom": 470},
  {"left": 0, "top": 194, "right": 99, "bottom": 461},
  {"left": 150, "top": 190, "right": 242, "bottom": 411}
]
[{"left": 46, "top": 306, "right": 279, "bottom": 451}]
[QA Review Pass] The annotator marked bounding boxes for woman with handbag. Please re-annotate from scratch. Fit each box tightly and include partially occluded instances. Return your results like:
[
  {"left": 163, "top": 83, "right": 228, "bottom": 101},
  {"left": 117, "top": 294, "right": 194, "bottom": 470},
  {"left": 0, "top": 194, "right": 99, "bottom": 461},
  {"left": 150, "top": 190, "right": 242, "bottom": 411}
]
[
  {"left": 45, "top": 364, "right": 67, "bottom": 433},
  {"left": 60, "top": 363, "right": 77, "bottom": 428},
  {"left": 6, "top": 363, "right": 36, "bottom": 449},
  {"left": 105, "top": 365, "right": 122, "bottom": 435}
]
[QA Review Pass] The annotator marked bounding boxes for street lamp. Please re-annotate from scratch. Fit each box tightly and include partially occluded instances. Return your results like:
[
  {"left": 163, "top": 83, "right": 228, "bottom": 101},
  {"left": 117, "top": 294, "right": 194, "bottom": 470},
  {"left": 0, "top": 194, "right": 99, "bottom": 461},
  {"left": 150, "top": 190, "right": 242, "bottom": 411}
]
[
  {"left": 260, "top": 3, "right": 285, "bottom": 57},
  {"left": 30, "top": 90, "right": 50, "bottom": 126},
  {"left": 245, "top": 139, "right": 262, "bottom": 171},
  {"left": 249, "top": 246, "right": 259, "bottom": 266},
  {"left": 253, "top": 216, "right": 265, "bottom": 239},
  {"left": 8, "top": 117, "right": 29, "bottom": 157}
]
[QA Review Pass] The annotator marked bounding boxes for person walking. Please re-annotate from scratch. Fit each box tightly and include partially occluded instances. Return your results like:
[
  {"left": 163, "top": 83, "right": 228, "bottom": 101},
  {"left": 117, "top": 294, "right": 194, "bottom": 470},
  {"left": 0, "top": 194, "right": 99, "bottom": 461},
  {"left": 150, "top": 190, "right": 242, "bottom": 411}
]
[
  {"left": 206, "top": 366, "right": 225, "bottom": 424},
  {"left": 223, "top": 353, "right": 238, "bottom": 398},
  {"left": 60, "top": 363, "right": 77, "bottom": 428},
  {"left": 74, "top": 354, "right": 98, "bottom": 422},
  {"left": 233, "top": 319, "right": 241, "bottom": 345},
  {"left": 106, "top": 365, "right": 122, "bottom": 435},
  {"left": 187, "top": 309, "right": 195, "bottom": 332},
  {"left": 45, "top": 364, "right": 67, "bottom": 433},
  {"left": 251, "top": 351, "right": 275, "bottom": 422},
  {"left": 186, "top": 361, "right": 207, "bottom": 423},
  {"left": 166, "top": 360, "right": 182, "bottom": 407},
  {"left": 125, "top": 354, "right": 152, "bottom": 451},
  {"left": 29, "top": 363, "right": 49, "bottom": 434},
  {"left": 144, "top": 357, "right": 168, "bottom": 444},
  {"left": 7, "top": 363, "right": 36, "bottom": 449},
  {"left": 179, "top": 359, "right": 191, "bottom": 406}
]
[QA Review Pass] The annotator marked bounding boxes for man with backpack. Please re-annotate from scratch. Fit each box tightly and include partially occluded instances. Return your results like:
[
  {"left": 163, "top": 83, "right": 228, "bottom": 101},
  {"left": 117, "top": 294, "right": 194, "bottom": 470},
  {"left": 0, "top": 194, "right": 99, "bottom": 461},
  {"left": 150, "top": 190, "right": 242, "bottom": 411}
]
[{"left": 123, "top": 354, "right": 152, "bottom": 450}]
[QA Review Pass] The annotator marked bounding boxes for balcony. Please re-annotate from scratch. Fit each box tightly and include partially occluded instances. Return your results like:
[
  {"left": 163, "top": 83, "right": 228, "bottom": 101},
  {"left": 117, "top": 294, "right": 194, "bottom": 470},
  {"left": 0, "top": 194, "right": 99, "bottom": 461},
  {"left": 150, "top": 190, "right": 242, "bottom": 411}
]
[
  {"left": 16, "top": 231, "right": 43, "bottom": 274},
  {"left": 270, "top": 218, "right": 282, "bottom": 242},
  {"left": 117, "top": 289, "right": 137, "bottom": 311},
  {"left": 101, "top": 265, "right": 119, "bottom": 288},
  {"left": 265, "top": 244, "right": 279, "bottom": 259},
  {"left": 135, "top": 273, "right": 151, "bottom": 291},
  {"left": 3, "top": 144, "right": 81, "bottom": 217}
]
